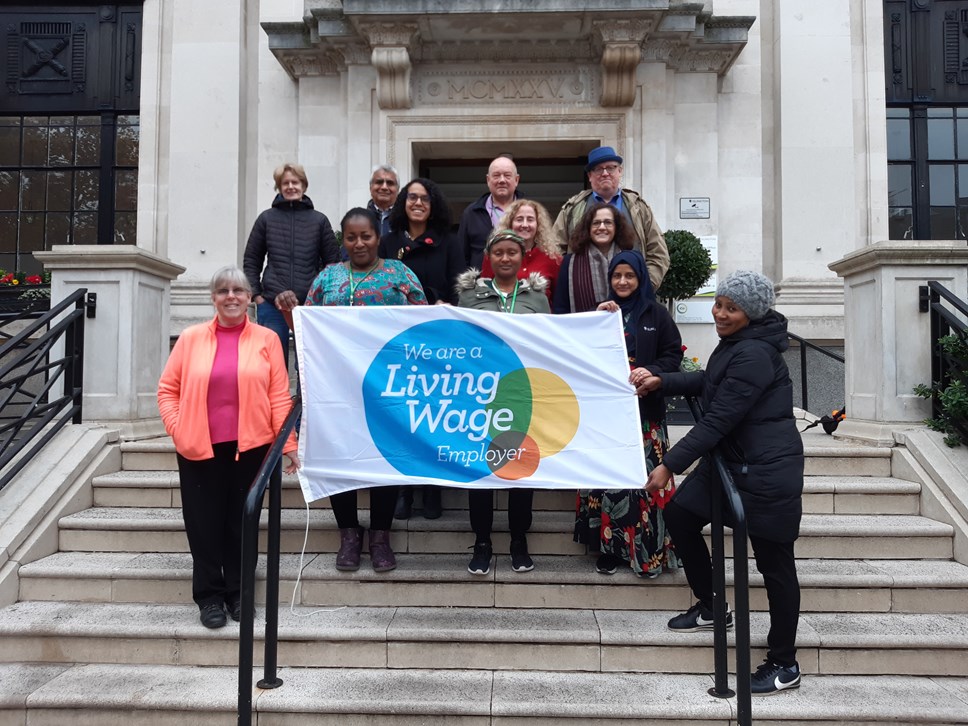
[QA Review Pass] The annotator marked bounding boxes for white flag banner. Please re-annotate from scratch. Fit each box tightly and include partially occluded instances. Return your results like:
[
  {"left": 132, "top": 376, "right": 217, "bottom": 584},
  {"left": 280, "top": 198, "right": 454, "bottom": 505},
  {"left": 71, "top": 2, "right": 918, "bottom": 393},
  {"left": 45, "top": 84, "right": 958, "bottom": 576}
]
[{"left": 292, "top": 305, "right": 646, "bottom": 502}]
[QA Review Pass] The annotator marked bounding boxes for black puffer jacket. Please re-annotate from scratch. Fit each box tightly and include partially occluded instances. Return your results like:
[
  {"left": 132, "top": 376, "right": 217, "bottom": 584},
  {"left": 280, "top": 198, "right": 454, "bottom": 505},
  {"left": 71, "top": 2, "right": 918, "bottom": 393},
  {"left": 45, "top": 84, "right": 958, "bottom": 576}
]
[
  {"left": 629, "top": 301, "right": 683, "bottom": 423},
  {"left": 659, "top": 311, "right": 804, "bottom": 542},
  {"left": 243, "top": 194, "right": 339, "bottom": 304}
]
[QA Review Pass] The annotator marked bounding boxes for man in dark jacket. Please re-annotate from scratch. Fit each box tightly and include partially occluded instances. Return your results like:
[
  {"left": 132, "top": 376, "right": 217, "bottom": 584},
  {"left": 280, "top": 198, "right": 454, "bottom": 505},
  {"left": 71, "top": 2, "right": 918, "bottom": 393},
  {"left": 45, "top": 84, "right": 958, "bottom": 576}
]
[
  {"left": 243, "top": 163, "right": 339, "bottom": 369},
  {"left": 457, "top": 155, "right": 520, "bottom": 270},
  {"left": 640, "top": 270, "right": 804, "bottom": 697},
  {"left": 367, "top": 163, "right": 398, "bottom": 238}
]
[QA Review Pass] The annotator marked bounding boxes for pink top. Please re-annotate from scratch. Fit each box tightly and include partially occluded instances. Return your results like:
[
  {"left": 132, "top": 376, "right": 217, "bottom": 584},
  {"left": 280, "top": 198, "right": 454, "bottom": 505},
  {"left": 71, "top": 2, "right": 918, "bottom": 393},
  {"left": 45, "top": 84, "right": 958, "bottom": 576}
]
[{"left": 207, "top": 321, "right": 243, "bottom": 445}]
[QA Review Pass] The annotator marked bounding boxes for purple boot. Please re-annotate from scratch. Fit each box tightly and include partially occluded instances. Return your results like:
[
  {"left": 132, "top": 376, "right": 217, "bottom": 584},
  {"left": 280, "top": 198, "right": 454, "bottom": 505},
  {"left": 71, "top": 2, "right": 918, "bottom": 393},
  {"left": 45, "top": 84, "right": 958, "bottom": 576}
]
[
  {"left": 368, "top": 529, "right": 397, "bottom": 572},
  {"left": 336, "top": 527, "right": 363, "bottom": 571}
]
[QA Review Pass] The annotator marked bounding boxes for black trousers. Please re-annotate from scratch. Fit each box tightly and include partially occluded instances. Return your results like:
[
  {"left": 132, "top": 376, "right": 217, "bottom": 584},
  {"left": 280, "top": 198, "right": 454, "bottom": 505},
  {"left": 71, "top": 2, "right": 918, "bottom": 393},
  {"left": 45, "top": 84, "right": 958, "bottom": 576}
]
[
  {"left": 469, "top": 488, "right": 533, "bottom": 541},
  {"left": 177, "top": 441, "right": 274, "bottom": 609},
  {"left": 330, "top": 485, "right": 398, "bottom": 531},
  {"left": 664, "top": 499, "right": 800, "bottom": 667}
]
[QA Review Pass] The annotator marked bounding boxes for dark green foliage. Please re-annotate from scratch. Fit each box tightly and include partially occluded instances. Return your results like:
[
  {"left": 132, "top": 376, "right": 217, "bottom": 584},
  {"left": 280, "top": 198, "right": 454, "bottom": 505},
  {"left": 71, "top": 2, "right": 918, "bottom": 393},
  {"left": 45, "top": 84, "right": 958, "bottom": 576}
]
[
  {"left": 655, "top": 230, "right": 714, "bottom": 303},
  {"left": 914, "top": 333, "right": 968, "bottom": 447}
]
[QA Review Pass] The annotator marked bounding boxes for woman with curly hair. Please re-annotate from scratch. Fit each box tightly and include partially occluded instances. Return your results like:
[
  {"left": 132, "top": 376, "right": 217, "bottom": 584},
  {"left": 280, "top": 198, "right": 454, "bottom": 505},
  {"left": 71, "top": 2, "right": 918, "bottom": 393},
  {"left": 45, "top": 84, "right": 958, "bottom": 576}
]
[
  {"left": 480, "top": 199, "right": 560, "bottom": 302},
  {"left": 378, "top": 177, "right": 463, "bottom": 521},
  {"left": 378, "top": 177, "right": 463, "bottom": 307},
  {"left": 552, "top": 202, "right": 637, "bottom": 314}
]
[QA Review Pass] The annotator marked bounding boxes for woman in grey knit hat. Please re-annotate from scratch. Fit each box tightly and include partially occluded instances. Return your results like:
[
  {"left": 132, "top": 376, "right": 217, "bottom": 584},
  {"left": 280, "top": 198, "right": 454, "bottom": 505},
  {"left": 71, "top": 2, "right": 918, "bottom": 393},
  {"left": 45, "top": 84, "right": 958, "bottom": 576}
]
[{"left": 635, "top": 269, "right": 805, "bottom": 696}]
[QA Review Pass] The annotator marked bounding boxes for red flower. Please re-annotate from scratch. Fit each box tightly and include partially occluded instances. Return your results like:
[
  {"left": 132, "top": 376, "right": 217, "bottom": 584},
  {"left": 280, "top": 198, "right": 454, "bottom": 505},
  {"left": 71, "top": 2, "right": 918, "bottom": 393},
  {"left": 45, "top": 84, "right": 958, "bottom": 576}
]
[
  {"left": 0, "top": 273, "right": 13, "bottom": 284},
  {"left": 25, "top": 275, "right": 42, "bottom": 285}
]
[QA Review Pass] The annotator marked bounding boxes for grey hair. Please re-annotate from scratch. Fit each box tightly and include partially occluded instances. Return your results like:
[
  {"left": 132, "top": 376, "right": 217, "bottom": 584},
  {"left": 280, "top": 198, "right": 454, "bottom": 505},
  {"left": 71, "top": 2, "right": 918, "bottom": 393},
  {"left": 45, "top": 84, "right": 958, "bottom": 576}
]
[
  {"left": 370, "top": 163, "right": 398, "bottom": 182},
  {"left": 209, "top": 265, "right": 252, "bottom": 295}
]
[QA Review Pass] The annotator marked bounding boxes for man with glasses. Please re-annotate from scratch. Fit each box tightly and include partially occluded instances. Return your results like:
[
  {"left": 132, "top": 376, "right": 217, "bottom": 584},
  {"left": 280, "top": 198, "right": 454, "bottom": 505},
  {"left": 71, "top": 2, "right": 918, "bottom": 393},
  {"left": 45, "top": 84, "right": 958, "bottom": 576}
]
[
  {"left": 458, "top": 155, "right": 521, "bottom": 269},
  {"left": 553, "top": 146, "right": 669, "bottom": 289},
  {"left": 367, "top": 164, "right": 399, "bottom": 237}
]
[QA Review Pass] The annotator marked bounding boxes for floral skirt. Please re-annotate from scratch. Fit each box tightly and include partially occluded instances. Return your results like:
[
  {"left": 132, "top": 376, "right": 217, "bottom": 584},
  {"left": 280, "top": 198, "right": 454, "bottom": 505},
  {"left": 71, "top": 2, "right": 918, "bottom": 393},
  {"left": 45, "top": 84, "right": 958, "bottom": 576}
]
[{"left": 573, "top": 418, "right": 680, "bottom": 577}]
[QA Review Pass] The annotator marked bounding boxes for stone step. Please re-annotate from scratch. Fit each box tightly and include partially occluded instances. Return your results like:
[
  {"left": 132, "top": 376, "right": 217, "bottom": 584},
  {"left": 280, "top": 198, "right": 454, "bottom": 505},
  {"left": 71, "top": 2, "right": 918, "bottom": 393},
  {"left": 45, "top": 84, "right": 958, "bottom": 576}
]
[
  {"left": 91, "top": 470, "right": 922, "bottom": 515},
  {"left": 56, "top": 507, "right": 954, "bottom": 560},
  {"left": 5, "top": 662, "right": 968, "bottom": 725},
  {"left": 18, "top": 551, "right": 968, "bottom": 614},
  {"left": 120, "top": 436, "right": 895, "bottom": 478},
  {"left": 1, "top": 601, "right": 967, "bottom": 679}
]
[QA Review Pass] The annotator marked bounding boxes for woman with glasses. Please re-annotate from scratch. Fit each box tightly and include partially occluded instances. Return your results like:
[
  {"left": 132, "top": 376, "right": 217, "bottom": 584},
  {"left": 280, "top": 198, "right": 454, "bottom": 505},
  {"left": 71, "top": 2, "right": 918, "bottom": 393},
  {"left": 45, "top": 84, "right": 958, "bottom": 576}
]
[
  {"left": 378, "top": 177, "right": 464, "bottom": 520},
  {"left": 158, "top": 266, "right": 298, "bottom": 629},
  {"left": 552, "top": 202, "right": 637, "bottom": 314}
]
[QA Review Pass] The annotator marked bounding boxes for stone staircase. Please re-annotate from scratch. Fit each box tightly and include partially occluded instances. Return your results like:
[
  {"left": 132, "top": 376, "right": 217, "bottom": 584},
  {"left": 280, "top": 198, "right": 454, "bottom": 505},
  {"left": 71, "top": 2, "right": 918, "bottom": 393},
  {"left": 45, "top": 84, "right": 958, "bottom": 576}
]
[{"left": 2, "top": 429, "right": 968, "bottom": 724}]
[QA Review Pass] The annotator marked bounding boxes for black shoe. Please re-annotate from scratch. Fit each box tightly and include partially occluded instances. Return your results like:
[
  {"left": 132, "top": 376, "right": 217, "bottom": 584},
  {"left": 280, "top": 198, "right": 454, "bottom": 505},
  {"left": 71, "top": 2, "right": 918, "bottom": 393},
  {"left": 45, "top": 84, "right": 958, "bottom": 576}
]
[
  {"left": 394, "top": 490, "right": 413, "bottom": 520},
  {"left": 509, "top": 537, "right": 534, "bottom": 573},
  {"left": 422, "top": 486, "right": 442, "bottom": 519},
  {"left": 596, "top": 553, "right": 621, "bottom": 575},
  {"left": 199, "top": 602, "right": 227, "bottom": 629},
  {"left": 467, "top": 540, "right": 492, "bottom": 575},
  {"left": 227, "top": 598, "right": 241, "bottom": 622},
  {"left": 667, "top": 601, "right": 733, "bottom": 632},
  {"left": 751, "top": 660, "right": 801, "bottom": 695}
]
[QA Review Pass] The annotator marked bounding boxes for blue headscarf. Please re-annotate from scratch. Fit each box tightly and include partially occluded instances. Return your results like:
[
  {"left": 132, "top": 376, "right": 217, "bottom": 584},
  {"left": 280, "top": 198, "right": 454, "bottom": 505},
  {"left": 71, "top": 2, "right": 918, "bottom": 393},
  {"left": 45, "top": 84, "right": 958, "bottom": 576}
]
[{"left": 607, "top": 250, "right": 655, "bottom": 358}]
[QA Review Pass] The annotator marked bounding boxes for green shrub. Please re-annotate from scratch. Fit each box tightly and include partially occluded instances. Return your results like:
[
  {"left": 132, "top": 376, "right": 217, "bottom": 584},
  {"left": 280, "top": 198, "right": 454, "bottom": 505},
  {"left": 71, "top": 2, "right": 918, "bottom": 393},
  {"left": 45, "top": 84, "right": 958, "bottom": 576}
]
[
  {"left": 914, "top": 333, "right": 968, "bottom": 447},
  {"left": 655, "top": 230, "right": 713, "bottom": 303}
]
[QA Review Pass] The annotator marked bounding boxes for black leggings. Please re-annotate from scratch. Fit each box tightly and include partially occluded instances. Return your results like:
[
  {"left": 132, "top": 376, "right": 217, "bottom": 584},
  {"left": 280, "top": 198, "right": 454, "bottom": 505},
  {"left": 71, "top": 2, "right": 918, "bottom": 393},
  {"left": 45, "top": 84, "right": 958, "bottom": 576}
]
[
  {"left": 468, "top": 488, "right": 533, "bottom": 541},
  {"left": 177, "top": 441, "right": 275, "bottom": 608},
  {"left": 665, "top": 499, "right": 801, "bottom": 666},
  {"left": 330, "top": 485, "right": 398, "bottom": 531}
]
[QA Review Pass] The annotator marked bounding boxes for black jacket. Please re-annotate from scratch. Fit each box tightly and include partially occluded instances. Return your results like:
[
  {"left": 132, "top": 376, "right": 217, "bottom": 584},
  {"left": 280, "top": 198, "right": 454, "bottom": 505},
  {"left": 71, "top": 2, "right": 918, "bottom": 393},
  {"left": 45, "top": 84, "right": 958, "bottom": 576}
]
[
  {"left": 457, "top": 192, "right": 519, "bottom": 270},
  {"left": 379, "top": 227, "right": 465, "bottom": 305},
  {"left": 243, "top": 194, "right": 339, "bottom": 303},
  {"left": 660, "top": 311, "right": 804, "bottom": 542},
  {"left": 629, "top": 301, "right": 683, "bottom": 423}
]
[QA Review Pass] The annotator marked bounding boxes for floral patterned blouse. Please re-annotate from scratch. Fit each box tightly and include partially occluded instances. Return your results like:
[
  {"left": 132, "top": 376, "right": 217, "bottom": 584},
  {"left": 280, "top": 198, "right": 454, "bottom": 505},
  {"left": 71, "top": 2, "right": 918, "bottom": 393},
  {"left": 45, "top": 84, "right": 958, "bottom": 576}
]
[{"left": 304, "top": 259, "right": 428, "bottom": 307}]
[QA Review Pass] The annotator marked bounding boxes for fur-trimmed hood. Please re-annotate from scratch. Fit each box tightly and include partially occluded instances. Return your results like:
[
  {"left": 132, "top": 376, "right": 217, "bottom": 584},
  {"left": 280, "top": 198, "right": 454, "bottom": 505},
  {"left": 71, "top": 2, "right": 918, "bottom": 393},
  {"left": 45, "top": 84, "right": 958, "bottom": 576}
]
[{"left": 455, "top": 269, "right": 549, "bottom": 294}]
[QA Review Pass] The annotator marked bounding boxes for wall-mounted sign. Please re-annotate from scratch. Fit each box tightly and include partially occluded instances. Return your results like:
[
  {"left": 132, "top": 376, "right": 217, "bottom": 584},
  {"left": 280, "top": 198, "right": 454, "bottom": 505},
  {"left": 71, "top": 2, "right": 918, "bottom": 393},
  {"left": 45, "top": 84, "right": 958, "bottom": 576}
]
[
  {"left": 679, "top": 197, "right": 710, "bottom": 219},
  {"left": 674, "top": 300, "right": 714, "bottom": 324}
]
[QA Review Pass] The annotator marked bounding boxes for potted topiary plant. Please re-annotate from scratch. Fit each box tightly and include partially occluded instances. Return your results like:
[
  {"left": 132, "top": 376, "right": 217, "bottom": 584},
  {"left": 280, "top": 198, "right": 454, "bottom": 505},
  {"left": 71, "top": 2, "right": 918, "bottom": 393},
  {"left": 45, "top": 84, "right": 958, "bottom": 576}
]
[
  {"left": 655, "top": 230, "right": 714, "bottom": 310},
  {"left": 655, "top": 230, "right": 713, "bottom": 424}
]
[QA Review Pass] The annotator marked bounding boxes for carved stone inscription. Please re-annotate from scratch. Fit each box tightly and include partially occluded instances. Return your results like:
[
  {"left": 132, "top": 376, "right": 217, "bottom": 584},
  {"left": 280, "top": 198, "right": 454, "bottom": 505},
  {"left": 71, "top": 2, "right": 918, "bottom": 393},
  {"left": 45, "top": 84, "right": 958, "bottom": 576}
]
[{"left": 415, "top": 67, "right": 596, "bottom": 105}]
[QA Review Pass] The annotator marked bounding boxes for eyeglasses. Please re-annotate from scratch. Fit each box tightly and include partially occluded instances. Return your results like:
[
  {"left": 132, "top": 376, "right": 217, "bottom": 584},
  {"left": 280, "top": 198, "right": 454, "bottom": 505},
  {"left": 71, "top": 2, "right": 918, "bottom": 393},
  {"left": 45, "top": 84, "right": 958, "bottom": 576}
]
[
  {"left": 215, "top": 287, "right": 248, "bottom": 297},
  {"left": 371, "top": 178, "right": 397, "bottom": 187},
  {"left": 591, "top": 219, "right": 615, "bottom": 228},
  {"left": 590, "top": 164, "right": 621, "bottom": 176},
  {"left": 406, "top": 192, "right": 430, "bottom": 203}
]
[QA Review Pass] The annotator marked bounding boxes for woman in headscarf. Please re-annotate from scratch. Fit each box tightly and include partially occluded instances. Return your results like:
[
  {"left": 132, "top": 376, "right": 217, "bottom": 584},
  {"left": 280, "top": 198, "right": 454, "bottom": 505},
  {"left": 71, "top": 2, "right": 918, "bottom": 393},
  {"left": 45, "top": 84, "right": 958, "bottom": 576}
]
[
  {"left": 574, "top": 250, "right": 682, "bottom": 577},
  {"left": 456, "top": 229, "right": 550, "bottom": 575}
]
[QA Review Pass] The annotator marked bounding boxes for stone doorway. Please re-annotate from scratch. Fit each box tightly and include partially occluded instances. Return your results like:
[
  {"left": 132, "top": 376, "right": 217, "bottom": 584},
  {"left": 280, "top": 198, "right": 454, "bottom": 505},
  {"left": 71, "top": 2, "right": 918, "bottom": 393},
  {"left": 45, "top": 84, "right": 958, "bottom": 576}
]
[{"left": 414, "top": 140, "right": 598, "bottom": 228}]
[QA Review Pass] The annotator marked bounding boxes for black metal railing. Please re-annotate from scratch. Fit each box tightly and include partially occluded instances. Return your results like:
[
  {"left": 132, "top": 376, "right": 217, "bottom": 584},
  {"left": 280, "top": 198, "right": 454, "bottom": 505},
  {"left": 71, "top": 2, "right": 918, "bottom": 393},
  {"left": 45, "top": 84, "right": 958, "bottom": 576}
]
[
  {"left": 684, "top": 395, "right": 751, "bottom": 725},
  {"left": 920, "top": 281, "right": 968, "bottom": 444},
  {"left": 238, "top": 396, "right": 301, "bottom": 726},
  {"left": 786, "top": 332, "right": 845, "bottom": 415},
  {"left": 0, "top": 289, "right": 88, "bottom": 492}
]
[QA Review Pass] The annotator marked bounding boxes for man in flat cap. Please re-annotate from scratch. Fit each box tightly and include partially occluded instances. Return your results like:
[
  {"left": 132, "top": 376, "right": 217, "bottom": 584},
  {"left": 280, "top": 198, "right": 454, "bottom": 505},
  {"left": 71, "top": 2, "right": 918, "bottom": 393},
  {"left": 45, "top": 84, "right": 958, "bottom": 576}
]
[{"left": 553, "top": 146, "right": 669, "bottom": 290}]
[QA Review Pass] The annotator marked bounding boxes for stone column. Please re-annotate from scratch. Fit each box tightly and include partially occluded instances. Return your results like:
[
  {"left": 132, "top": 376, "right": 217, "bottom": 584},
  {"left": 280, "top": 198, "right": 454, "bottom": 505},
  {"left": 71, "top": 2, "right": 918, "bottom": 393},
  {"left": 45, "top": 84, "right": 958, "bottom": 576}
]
[
  {"left": 35, "top": 246, "right": 185, "bottom": 428},
  {"left": 829, "top": 241, "right": 968, "bottom": 444}
]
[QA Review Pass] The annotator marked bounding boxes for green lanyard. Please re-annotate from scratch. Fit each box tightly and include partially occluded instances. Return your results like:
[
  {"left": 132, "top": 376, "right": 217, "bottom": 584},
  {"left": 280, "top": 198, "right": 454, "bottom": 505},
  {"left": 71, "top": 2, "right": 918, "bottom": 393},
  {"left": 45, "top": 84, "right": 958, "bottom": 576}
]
[
  {"left": 347, "top": 261, "right": 379, "bottom": 305},
  {"left": 490, "top": 279, "right": 518, "bottom": 314}
]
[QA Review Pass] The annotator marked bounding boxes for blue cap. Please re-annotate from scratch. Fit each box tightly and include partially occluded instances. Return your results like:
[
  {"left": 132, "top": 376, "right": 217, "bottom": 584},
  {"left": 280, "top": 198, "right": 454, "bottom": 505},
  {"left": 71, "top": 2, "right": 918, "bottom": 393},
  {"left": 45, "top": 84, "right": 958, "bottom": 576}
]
[{"left": 585, "top": 146, "right": 623, "bottom": 172}]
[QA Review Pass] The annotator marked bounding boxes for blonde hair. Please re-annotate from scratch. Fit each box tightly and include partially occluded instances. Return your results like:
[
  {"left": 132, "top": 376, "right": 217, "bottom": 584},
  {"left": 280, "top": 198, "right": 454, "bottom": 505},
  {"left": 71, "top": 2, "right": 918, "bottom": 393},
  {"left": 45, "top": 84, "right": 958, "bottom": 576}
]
[
  {"left": 495, "top": 199, "right": 560, "bottom": 260},
  {"left": 272, "top": 162, "right": 309, "bottom": 192}
]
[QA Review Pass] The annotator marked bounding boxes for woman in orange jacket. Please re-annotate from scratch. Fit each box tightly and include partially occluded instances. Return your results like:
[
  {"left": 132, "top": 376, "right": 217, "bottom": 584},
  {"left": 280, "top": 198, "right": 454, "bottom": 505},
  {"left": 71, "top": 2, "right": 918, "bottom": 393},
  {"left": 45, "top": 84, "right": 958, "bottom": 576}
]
[{"left": 157, "top": 265, "right": 298, "bottom": 629}]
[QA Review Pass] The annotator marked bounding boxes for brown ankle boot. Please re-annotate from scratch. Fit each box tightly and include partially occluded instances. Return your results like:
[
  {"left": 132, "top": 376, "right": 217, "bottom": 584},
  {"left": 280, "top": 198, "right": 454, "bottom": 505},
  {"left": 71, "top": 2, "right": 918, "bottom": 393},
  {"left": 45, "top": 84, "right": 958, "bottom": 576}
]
[
  {"left": 368, "top": 529, "right": 397, "bottom": 572},
  {"left": 335, "top": 527, "right": 363, "bottom": 571}
]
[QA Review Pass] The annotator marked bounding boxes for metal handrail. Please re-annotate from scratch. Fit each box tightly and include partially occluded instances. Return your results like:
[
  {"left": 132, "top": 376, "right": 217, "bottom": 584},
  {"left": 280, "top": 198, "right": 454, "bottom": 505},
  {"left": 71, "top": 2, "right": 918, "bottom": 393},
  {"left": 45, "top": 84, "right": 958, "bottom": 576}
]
[
  {"left": 684, "top": 395, "right": 751, "bottom": 725},
  {"left": 920, "top": 281, "right": 968, "bottom": 444},
  {"left": 786, "top": 332, "right": 844, "bottom": 414},
  {"left": 0, "top": 289, "right": 87, "bottom": 491},
  {"left": 238, "top": 396, "right": 301, "bottom": 726}
]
